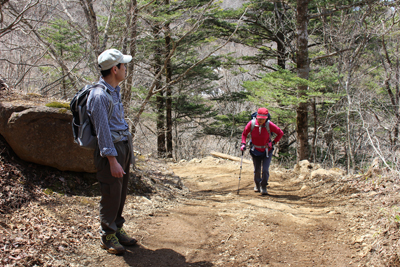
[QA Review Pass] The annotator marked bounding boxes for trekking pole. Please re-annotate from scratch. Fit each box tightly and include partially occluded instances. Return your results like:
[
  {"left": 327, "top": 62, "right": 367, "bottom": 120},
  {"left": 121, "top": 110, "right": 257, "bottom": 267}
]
[{"left": 237, "top": 150, "right": 244, "bottom": 195}]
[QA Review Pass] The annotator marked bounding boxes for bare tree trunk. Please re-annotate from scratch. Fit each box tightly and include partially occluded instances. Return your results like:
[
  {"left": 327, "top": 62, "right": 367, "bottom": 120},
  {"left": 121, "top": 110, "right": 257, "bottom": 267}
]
[
  {"left": 344, "top": 76, "right": 355, "bottom": 173},
  {"left": 382, "top": 35, "right": 399, "bottom": 147},
  {"left": 100, "top": 0, "right": 117, "bottom": 52},
  {"left": 154, "top": 25, "right": 166, "bottom": 157},
  {"left": 61, "top": 49, "right": 67, "bottom": 99},
  {"left": 296, "top": 0, "right": 309, "bottom": 161},
  {"left": 122, "top": 0, "right": 137, "bottom": 109},
  {"left": 274, "top": 2, "right": 291, "bottom": 156},
  {"left": 311, "top": 98, "right": 317, "bottom": 162},
  {"left": 157, "top": 89, "right": 166, "bottom": 157},
  {"left": 395, "top": 43, "right": 399, "bottom": 145},
  {"left": 0, "top": 0, "right": 9, "bottom": 23},
  {"left": 79, "top": 0, "right": 100, "bottom": 61},
  {"left": 275, "top": 2, "right": 286, "bottom": 70},
  {"left": 165, "top": 9, "right": 173, "bottom": 158}
]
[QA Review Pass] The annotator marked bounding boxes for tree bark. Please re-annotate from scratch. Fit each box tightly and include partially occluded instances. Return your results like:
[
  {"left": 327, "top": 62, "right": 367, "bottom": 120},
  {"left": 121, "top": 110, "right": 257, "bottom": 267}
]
[
  {"left": 100, "top": 0, "right": 117, "bottom": 52},
  {"left": 157, "top": 88, "right": 166, "bottom": 157},
  {"left": 274, "top": 2, "right": 286, "bottom": 70},
  {"left": 273, "top": 2, "right": 291, "bottom": 156},
  {"left": 121, "top": 0, "right": 137, "bottom": 109},
  {"left": 79, "top": 0, "right": 100, "bottom": 61},
  {"left": 154, "top": 25, "right": 166, "bottom": 157},
  {"left": 382, "top": 35, "right": 399, "bottom": 147},
  {"left": 165, "top": 9, "right": 173, "bottom": 158},
  {"left": 395, "top": 43, "right": 399, "bottom": 146},
  {"left": 311, "top": 98, "right": 317, "bottom": 162},
  {"left": 344, "top": 76, "right": 355, "bottom": 173},
  {"left": 296, "top": 0, "right": 310, "bottom": 161}
]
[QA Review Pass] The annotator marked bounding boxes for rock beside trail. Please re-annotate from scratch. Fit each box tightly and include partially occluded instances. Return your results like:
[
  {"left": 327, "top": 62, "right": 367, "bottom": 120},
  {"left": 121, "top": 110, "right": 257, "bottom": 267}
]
[
  {"left": 310, "top": 168, "right": 344, "bottom": 181},
  {"left": 0, "top": 101, "right": 96, "bottom": 173},
  {"left": 293, "top": 160, "right": 346, "bottom": 181},
  {"left": 293, "top": 160, "right": 321, "bottom": 180}
]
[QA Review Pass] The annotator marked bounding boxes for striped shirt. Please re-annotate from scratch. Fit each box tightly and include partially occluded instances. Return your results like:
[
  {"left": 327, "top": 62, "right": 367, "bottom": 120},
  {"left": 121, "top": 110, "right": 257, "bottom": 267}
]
[{"left": 87, "top": 77, "right": 129, "bottom": 157}]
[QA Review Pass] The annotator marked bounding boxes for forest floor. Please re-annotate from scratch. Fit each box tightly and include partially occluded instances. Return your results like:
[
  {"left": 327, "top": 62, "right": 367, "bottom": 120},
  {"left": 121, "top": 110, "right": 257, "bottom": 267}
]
[{"left": 2, "top": 139, "right": 400, "bottom": 267}]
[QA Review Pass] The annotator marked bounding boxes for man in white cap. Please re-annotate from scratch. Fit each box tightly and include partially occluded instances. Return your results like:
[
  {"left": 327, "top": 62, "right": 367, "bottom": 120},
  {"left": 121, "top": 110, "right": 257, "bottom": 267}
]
[{"left": 87, "top": 49, "right": 136, "bottom": 254}]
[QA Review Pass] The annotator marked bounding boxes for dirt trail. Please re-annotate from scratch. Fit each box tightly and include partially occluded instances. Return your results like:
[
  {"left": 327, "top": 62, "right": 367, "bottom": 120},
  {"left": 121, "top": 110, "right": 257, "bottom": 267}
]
[{"left": 73, "top": 156, "right": 374, "bottom": 267}]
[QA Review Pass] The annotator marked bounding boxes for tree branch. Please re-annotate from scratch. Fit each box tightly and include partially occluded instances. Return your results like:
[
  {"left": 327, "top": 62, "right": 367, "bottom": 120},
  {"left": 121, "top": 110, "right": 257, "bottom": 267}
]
[
  {"left": 100, "top": 0, "right": 117, "bottom": 51},
  {"left": 0, "top": 0, "right": 39, "bottom": 38},
  {"left": 308, "top": 0, "right": 378, "bottom": 19},
  {"left": 310, "top": 48, "right": 353, "bottom": 63}
]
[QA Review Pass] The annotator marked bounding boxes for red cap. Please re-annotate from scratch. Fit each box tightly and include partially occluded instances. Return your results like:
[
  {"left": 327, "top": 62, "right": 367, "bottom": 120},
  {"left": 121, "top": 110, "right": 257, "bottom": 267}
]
[{"left": 256, "top": 108, "right": 269, "bottom": 119}]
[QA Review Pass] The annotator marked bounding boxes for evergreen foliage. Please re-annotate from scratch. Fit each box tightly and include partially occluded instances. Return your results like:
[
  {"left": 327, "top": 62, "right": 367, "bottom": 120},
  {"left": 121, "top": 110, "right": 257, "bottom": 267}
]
[{"left": 3, "top": 0, "right": 399, "bottom": 168}]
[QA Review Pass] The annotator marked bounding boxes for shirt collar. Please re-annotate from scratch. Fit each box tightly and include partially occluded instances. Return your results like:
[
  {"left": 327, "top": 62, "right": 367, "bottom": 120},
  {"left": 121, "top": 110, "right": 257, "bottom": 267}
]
[{"left": 99, "top": 77, "right": 120, "bottom": 93}]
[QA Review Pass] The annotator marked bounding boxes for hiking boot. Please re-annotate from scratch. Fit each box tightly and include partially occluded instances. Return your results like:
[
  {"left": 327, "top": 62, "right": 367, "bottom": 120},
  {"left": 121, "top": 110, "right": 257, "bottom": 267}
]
[
  {"left": 254, "top": 184, "right": 260, "bottom": 192},
  {"left": 116, "top": 228, "right": 137, "bottom": 246},
  {"left": 260, "top": 186, "right": 268, "bottom": 195},
  {"left": 101, "top": 233, "right": 126, "bottom": 254}
]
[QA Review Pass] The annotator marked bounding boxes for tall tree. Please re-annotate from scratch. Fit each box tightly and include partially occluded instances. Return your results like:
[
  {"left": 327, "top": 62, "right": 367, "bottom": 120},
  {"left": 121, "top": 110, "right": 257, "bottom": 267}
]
[
  {"left": 296, "top": 0, "right": 310, "bottom": 161},
  {"left": 79, "top": 0, "right": 100, "bottom": 59},
  {"left": 121, "top": 0, "right": 138, "bottom": 109},
  {"left": 131, "top": 0, "right": 234, "bottom": 158},
  {"left": 165, "top": 0, "right": 173, "bottom": 158}
]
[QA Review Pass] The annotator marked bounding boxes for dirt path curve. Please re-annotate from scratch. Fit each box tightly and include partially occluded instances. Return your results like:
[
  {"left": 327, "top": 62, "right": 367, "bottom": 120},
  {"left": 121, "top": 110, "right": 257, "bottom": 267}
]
[{"left": 87, "top": 156, "right": 370, "bottom": 267}]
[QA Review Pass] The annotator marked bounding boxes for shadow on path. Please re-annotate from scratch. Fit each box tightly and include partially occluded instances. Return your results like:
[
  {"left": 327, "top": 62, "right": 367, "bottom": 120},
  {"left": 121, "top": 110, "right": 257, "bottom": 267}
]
[
  {"left": 267, "top": 193, "right": 303, "bottom": 201},
  {"left": 122, "top": 245, "right": 213, "bottom": 267}
]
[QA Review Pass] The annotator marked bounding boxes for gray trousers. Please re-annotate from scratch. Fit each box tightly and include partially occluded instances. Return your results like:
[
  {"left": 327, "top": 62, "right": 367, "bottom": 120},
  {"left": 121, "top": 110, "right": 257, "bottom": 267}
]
[
  {"left": 94, "top": 141, "right": 132, "bottom": 237},
  {"left": 251, "top": 149, "right": 273, "bottom": 187}
]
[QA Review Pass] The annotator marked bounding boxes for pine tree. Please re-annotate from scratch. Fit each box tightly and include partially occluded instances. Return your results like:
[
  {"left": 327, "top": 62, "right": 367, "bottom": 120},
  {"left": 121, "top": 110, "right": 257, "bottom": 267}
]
[{"left": 132, "top": 0, "right": 223, "bottom": 158}]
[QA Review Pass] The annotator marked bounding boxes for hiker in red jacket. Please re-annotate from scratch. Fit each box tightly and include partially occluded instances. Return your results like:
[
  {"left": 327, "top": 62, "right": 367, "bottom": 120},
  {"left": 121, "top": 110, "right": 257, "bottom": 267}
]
[{"left": 240, "top": 108, "right": 284, "bottom": 195}]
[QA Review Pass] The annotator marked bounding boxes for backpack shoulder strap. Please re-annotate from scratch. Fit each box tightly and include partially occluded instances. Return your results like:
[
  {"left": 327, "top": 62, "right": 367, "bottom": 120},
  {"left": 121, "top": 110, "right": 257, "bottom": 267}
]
[
  {"left": 266, "top": 120, "right": 271, "bottom": 136},
  {"left": 251, "top": 118, "right": 272, "bottom": 139},
  {"left": 250, "top": 118, "right": 256, "bottom": 132},
  {"left": 251, "top": 118, "right": 270, "bottom": 132},
  {"left": 93, "top": 84, "right": 114, "bottom": 120}
]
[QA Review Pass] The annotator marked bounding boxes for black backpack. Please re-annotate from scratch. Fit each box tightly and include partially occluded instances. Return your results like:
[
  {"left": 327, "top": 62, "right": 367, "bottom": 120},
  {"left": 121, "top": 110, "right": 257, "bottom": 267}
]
[{"left": 70, "top": 84, "right": 113, "bottom": 150}]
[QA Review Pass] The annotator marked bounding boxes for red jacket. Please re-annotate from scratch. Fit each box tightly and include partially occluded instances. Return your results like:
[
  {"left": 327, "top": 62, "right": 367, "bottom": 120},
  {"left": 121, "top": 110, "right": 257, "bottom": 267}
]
[{"left": 241, "top": 120, "right": 284, "bottom": 152}]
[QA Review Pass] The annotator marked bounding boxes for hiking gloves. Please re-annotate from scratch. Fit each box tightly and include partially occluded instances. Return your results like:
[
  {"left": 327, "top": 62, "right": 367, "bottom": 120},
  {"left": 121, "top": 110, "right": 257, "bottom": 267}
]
[{"left": 240, "top": 143, "right": 246, "bottom": 151}]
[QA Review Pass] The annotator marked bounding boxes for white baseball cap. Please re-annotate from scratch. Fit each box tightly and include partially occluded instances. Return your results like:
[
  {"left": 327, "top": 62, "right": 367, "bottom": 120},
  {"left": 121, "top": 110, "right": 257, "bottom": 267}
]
[{"left": 98, "top": 49, "right": 132, "bottom": 71}]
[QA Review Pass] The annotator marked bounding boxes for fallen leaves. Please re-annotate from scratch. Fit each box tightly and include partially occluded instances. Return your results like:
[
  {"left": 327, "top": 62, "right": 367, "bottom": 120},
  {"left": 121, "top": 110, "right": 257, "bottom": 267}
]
[
  {"left": 0, "top": 137, "right": 100, "bottom": 266},
  {"left": 0, "top": 197, "right": 99, "bottom": 266}
]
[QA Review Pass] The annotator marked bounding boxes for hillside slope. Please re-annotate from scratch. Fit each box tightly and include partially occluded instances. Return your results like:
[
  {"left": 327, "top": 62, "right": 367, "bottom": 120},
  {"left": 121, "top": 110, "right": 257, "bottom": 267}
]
[{"left": 2, "top": 141, "right": 400, "bottom": 266}]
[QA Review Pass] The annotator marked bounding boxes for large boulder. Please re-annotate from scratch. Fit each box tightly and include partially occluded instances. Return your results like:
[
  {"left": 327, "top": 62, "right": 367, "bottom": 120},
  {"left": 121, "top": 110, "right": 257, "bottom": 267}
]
[{"left": 0, "top": 101, "right": 96, "bottom": 173}]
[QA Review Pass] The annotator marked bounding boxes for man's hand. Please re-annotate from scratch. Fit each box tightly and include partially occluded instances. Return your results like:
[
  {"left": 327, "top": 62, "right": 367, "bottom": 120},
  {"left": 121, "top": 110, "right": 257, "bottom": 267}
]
[{"left": 107, "top": 156, "right": 125, "bottom": 178}]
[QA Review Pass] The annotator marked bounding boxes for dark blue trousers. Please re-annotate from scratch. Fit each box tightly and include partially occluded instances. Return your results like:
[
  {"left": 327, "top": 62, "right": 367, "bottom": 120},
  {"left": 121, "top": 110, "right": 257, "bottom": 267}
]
[{"left": 251, "top": 149, "right": 273, "bottom": 187}]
